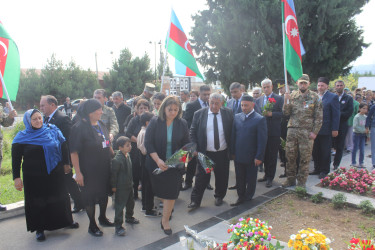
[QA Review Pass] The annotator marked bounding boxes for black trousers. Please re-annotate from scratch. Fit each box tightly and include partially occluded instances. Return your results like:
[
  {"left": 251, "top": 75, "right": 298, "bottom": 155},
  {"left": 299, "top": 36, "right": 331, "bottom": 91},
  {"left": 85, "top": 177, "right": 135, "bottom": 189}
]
[
  {"left": 235, "top": 162, "right": 258, "bottom": 201},
  {"left": 140, "top": 155, "right": 154, "bottom": 212},
  {"left": 333, "top": 122, "right": 348, "bottom": 167},
  {"left": 184, "top": 158, "right": 197, "bottom": 185},
  {"left": 64, "top": 171, "right": 82, "bottom": 208},
  {"left": 264, "top": 136, "right": 280, "bottom": 181},
  {"left": 312, "top": 134, "right": 332, "bottom": 174},
  {"left": 190, "top": 150, "right": 229, "bottom": 205},
  {"left": 130, "top": 144, "right": 141, "bottom": 199}
]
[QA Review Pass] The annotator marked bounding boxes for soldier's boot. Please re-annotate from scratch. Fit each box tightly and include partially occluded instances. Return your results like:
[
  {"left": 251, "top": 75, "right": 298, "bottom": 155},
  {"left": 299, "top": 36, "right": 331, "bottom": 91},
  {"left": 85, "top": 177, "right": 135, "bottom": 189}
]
[
  {"left": 281, "top": 178, "right": 296, "bottom": 188},
  {"left": 296, "top": 177, "right": 307, "bottom": 188}
]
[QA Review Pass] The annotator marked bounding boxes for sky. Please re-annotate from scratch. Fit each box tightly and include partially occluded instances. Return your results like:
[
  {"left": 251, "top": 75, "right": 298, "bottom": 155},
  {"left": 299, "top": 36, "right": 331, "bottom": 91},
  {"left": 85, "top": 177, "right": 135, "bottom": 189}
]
[{"left": 1, "top": 0, "right": 374, "bottom": 74}]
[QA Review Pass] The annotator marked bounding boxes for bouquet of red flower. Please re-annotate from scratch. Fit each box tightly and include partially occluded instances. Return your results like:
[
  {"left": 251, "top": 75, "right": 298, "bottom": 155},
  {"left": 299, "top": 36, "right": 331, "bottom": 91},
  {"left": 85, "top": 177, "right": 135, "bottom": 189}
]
[
  {"left": 152, "top": 143, "right": 196, "bottom": 175},
  {"left": 348, "top": 237, "right": 375, "bottom": 249},
  {"left": 262, "top": 97, "right": 276, "bottom": 116},
  {"left": 197, "top": 152, "right": 215, "bottom": 174}
]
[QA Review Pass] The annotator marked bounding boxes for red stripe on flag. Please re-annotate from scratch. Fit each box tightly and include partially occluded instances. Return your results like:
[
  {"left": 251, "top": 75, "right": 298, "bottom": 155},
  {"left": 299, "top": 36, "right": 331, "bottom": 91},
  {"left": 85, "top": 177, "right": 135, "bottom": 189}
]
[
  {"left": 169, "top": 23, "right": 194, "bottom": 56},
  {"left": 283, "top": 2, "right": 301, "bottom": 61},
  {"left": 185, "top": 67, "right": 197, "bottom": 77},
  {"left": 0, "top": 37, "right": 9, "bottom": 77}
]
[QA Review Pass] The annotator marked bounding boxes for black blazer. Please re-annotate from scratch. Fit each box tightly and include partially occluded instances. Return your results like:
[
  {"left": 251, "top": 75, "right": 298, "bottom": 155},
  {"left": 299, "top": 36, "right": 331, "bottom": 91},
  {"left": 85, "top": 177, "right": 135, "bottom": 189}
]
[
  {"left": 183, "top": 99, "right": 203, "bottom": 128},
  {"left": 144, "top": 116, "right": 190, "bottom": 171},
  {"left": 48, "top": 109, "right": 72, "bottom": 141},
  {"left": 190, "top": 107, "right": 233, "bottom": 154},
  {"left": 255, "top": 93, "right": 283, "bottom": 137},
  {"left": 338, "top": 93, "right": 353, "bottom": 124}
]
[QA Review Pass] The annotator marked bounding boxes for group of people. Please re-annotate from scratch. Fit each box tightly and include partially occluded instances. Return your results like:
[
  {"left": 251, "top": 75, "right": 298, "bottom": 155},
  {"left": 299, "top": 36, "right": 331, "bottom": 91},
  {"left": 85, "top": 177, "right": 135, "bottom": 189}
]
[{"left": 4, "top": 75, "right": 375, "bottom": 242}]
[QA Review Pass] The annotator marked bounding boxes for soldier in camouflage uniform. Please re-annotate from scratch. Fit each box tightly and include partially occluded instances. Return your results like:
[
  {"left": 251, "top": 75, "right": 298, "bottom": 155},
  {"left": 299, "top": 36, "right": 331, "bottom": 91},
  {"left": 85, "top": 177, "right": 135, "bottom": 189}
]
[
  {"left": 0, "top": 104, "right": 17, "bottom": 211},
  {"left": 139, "top": 83, "right": 155, "bottom": 111},
  {"left": 282, "top": 74, "right": 323, "bottom": 187},
  {"left": 93, "top": 89, "right": 119, "bottom": 142}
]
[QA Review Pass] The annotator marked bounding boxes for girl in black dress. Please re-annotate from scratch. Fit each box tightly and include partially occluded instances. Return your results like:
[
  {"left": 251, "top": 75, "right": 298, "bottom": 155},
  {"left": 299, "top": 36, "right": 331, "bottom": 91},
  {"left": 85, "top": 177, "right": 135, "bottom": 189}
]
[
  {"left": 12, "top": 109, "right": 76, "bottom": 241},
  {"left": 70, "top": 99, "right": 114, "bottom": 237}
]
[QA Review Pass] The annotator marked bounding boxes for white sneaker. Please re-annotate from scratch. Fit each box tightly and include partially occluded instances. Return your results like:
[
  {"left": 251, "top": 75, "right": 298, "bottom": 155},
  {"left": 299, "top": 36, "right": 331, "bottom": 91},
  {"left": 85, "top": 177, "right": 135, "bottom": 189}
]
[{"left": 358, "top": 164, "right": 365, "bottom": 168}]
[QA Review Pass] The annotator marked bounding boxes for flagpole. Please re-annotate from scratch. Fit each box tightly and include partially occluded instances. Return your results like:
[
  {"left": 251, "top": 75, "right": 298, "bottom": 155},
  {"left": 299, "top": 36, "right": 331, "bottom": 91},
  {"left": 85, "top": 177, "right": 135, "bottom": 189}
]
[
  {"left": 161, "top": 9, "right": 173, "bottom": 94},
  {"left": 281, "top": 2, "right": 289, "bottom": 104},
  {"left": 0, "top": 70, "right": 14, "bottom": 110}
]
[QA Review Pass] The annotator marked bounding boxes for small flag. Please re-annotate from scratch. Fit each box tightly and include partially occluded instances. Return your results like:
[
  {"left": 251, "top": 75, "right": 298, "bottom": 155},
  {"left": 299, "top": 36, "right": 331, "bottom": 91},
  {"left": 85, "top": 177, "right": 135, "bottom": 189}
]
[
  {"left": 282, "top": 0, "right": 304, "bottom": 81},
  {"left": 0, "top": 21, "right": 20, "bottom": 101},
  {"left": 167, "top": 10, "right": 204, "bottom": 80}
]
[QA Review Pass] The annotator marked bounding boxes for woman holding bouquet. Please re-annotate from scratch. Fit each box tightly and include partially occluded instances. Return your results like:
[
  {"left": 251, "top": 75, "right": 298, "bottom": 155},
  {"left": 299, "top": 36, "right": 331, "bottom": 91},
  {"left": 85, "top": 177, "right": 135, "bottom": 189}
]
[{"left": 144, "top": 96, "right": 190, "bottom": 235}]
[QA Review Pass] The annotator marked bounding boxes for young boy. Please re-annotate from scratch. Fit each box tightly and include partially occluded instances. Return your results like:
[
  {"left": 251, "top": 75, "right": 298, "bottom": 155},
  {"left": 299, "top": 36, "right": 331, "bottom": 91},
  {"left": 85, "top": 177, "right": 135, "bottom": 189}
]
[
  {"left": 137, "top": 112, "right": 160, "bottom": 217},
  {"left": 111, "top": 136, "right": 139, "bottom": 236}
]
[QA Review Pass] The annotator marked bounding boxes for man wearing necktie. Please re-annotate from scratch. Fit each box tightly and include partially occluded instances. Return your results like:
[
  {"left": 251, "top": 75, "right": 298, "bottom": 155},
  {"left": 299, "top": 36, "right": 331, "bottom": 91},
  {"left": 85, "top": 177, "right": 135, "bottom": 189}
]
[
  {"left": 187, "top": 93, "right": 233, "bottom": 209},
  {"left": 255, "top": 79, "right": 284, "bottom": 188},
  {"left": 227, "top": 82, "right": 243, "bottom": 115}
]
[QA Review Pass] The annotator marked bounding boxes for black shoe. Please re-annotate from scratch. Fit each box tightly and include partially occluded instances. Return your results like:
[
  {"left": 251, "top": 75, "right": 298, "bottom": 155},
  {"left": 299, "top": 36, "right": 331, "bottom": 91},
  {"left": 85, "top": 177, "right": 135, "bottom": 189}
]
[
  {"left": 279, "top": 174, "right": 287, "bottom": 178},
  {"left": 206, "top": 184, "right": 213, "bottom": 190},
  {"left": 228, "top": 185, "right": 237, "bottom": 190},
  {"left": 318, "top": 173, "right": 327, "bottom": 179},
  {"left": 333, "top": 165, "right": 338, "bottom": 170},
  {"left": 181, "top": 183, "right": 192, "bottom": 191},
  {"left": 145, "top": 209, "right": 162, "bottom": 217},
  {"left": 88, "top": 226, "right": 103, "bottom": 237},
  {"left": 125, "top": 217, "right": 140, "bottom": 224},
  {"left": 258, "top": 176, "right": 267, "bottom": 182},
  {"left": 230, "top": 198, "right": 245, "bottom": 207},
  {"left": 68, "top": 221, "right": 79, "bottom": 229},
  {"left": 98, "top": 217, "right": 115, "bottom": 227},
  {"left": 215, "top": 197, "right": 223, "bottom": 206},
  {"left": 36, "top": 231, "right": 45, "bottom": 242},
  {"left": 115, "top": 226, "right": 126, "bottom": 236},
  {"left": 309, "top": 171, "right": 319, "bottom": 175},
  {"left": 160, "top": 221, "right": 172, "bottom": 235},
  {"left": 265, "top": 180, "right": 272, "bottom": 188},
  {"left": 188, "top": 201, "right": 200, "bottom": 209},
  {"left": 71, "top": 206, "right": 83, "bottom": 213},
  {"left": 0, "top": 203, "right": 6, "bottom": 212}
]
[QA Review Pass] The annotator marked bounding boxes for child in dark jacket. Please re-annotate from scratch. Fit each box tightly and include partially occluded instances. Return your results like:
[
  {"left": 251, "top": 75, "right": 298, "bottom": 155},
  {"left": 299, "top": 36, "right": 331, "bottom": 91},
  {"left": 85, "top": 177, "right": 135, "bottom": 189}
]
[{"left": 111, "top": 136, "right": 139, "bottom": 236}]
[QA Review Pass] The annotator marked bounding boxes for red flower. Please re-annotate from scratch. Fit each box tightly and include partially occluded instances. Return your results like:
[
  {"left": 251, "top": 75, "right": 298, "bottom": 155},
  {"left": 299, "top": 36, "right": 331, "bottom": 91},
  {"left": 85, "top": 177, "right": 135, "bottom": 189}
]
[
  {"left": 350, "top": 238, "right": 360, "bottom": 244},
  {"left": 179, "top": 154, "right": 187, "bottom": 162},
  {"left": 268, "top": 98, "right": 276, "bottom": 103}
]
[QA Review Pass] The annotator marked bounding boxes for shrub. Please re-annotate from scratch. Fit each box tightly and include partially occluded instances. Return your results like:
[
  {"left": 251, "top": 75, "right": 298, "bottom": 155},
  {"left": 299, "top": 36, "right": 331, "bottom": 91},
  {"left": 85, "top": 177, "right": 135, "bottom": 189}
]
[
  {"left": 295, "top": 186, "right": 307, "bottom": 198},
  {"left": 358, "top": 200, "right": 375, "bottom": 215},
  {"left": 332, "top": 193, "right": 347, "bottom": 209},
  {"left": 311, "top": 192, "right": 324, "bottom": 204}
]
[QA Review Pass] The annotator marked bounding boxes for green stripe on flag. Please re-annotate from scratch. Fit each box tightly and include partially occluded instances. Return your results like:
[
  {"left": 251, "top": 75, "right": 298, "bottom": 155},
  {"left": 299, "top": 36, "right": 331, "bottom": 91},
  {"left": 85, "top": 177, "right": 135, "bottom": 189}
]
[
  {"left": 3, "top": 40, "right": 20, "bottom": 101},
  {"left": 167, "top": 39, "right": 204, "bottom": 80},
  {"left": 285, "top": 39, "right": 303, "bottom": 81}
]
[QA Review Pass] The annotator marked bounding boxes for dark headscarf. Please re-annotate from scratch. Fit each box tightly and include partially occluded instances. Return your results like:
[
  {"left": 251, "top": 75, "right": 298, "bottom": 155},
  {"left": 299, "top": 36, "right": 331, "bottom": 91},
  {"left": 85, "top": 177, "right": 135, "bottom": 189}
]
[
  {"left": 76, "top": 98, "right": 102, "bottom": 122},
  {"left": 12, "top": 109, "right": 66, "bottom": 174}
]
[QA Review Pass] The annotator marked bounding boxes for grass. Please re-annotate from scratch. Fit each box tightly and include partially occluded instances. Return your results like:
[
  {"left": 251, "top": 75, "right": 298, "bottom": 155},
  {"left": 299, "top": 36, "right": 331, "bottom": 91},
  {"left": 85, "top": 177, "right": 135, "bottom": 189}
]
[{"left": 0, "top": 122, "right": 25, "bottom": 204}]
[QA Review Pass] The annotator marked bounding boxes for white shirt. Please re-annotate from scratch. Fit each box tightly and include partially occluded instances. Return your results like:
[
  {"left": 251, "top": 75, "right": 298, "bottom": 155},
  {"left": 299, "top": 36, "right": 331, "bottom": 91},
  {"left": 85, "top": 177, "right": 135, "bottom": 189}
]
[
  {"left": 206, "top": 109, "right": 227, "bottom": 152},
  {"left": 319, "top": 90, "right": 328, "bottom": 101},
  {"left": 47, "top": 108, "right": 58, "bottom": 123},
  {"left": 338, "top": 92, "right": 344, "bottom": 102},
  {"left": 263, "top": 93, "right": 273, "bottom": 106},
  {"left": 198, "top": 98, "right": 208, "bottom": 108}
]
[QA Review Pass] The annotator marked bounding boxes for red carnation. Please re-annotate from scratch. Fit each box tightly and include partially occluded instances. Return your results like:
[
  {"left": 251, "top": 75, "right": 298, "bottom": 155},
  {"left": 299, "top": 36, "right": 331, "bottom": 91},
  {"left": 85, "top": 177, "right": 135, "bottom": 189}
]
[{"left": 268, "top": 98, "right": 276, "bottom": 103}]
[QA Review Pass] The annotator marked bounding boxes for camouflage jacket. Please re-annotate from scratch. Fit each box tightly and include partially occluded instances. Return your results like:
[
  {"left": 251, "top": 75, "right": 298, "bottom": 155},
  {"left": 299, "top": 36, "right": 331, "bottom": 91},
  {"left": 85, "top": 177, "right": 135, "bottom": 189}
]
[
  {"left": 101, "top": 105, "right": 119, "bottom": 137},
  {"left": 0, "top": 104, "right": 15, "bottom": 139},
  {"left": 283, "top": 90, "right": 323, "bottom": 135},
  {"left": 139, "top": 94, "right": 154, "bottom": 111}
]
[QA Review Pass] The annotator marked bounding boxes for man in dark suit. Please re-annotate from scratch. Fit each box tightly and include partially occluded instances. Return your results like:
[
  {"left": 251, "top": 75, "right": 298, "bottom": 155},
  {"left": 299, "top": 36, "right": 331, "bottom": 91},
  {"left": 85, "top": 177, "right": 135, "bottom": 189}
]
[
  {"left": 231, "top": 95, "right": 267, "bottom": 206},
  {"left": 188, "top": 93, "right": 233, "bottom": 209},
  {"left": 40, "top": 95, "right": 83, "bottom": 214},
  {"left": 333, "top": 80, "right": 353, "bottom": 169},
  {"left": 227, "top": 82, "right": 244, "bottom": 115},
  {"left": 112, "top": 91, "right": 131, "bottom": 149},
  {"left": 255, "top": 79, "right": 283, "bottom": 188},
  {"left": 181, "top": 85, "right": 211, "bottom": 191},
  {"left": 311, "top": 77, "right": 340, "bottom": 178}
]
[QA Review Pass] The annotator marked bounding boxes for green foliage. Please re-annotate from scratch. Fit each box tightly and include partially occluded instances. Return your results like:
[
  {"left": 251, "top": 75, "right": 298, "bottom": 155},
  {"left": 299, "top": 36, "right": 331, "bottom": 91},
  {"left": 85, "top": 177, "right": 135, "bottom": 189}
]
[
  {"left": 191, "top": 0, "right": 369, "bottom": 92},
  {"left": 157, "top": 51, "right": 173, "bottom": 80},
  {"left": 358, "top": 200, "right": 375, "bottom": 215},
  {"left": 103, "top": 48, "right": 154, "bottom": 99},
  {"left": 332, "top": 193, "right": 347, "bottom": 209},
  {"left": 295, "top": 186, "right": 307, "bottom": 198},
  {"left": 311, "top": 192, "right": 324, "bottom": 204}
]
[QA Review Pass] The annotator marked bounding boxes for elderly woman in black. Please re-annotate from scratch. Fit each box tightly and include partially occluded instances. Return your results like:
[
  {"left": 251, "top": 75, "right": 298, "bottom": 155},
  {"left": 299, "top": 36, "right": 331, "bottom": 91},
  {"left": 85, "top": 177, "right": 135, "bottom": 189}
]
[
  {"left": 12, "top": 109, "right": 78, "bottom": 241},
  {"left": 70, "top": 99, "right": 114, "bottom": 237},
  {"left": 145, "top": 96, "right": 190, "bottom": 235}
]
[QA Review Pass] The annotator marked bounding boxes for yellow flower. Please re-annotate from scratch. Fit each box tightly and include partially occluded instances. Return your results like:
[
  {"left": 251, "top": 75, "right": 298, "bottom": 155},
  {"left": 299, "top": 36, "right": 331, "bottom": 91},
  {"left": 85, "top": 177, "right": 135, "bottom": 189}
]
[
  {"left": 296, "top": 234, "right": 302, "bottom": 240},
  {"left": 294, "top": 241, "right": 303, "bottom": 248},
  {"left": 240, "top": 239, "right": 243, "bottom": 242},
  {"left": 288, "top": 239, "right": 293, "bottom": 247},
  {"left": 302, "top": 246, "right": 309, "bottom": 250},
  {"left": 320, "top": 245, "right": 328, "bottom": 250},
  {"left": 305, "top": 236, "right": 316, "bottom": 245}
]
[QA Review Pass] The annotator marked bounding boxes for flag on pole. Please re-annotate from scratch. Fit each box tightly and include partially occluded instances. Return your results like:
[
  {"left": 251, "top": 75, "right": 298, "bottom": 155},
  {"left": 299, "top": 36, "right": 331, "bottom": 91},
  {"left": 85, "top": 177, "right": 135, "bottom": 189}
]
[
  {"left": 0, "top": 21, "right": 20, "bottom": 101},
  {"left": 166, "top": 10, "right": 204, "bottom": 80},
  {"left": 282, "top": 0, "right": 304, "bottom": 81}
]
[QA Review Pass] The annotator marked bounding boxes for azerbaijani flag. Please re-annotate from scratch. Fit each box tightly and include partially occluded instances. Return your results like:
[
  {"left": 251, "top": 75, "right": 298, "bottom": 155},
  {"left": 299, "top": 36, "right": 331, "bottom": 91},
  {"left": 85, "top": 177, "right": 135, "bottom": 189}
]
[
  {"left": 0, "top": 21, "right": 20, "bottom": 101},
  {"left": 166, "top": 10, "right": 204, "bottom": 80},
  {"left": 282, "top": 0, "right": 305, "bottom": 81}
]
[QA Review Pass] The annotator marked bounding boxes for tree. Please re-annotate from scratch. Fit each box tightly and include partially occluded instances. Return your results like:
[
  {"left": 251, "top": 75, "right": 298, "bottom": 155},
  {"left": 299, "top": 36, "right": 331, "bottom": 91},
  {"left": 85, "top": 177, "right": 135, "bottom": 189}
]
[
  {"left": 103, "top": 48, "right": 153, "bottom": 98},
  {"left": 157, "top": 51, "right": 173, "bottom": 80},
  {"left": 191, "top": 0, "right": 369, "bottom": 92},
  {"left": 17, "top": 69, "right": 42, "bottom": 109}
]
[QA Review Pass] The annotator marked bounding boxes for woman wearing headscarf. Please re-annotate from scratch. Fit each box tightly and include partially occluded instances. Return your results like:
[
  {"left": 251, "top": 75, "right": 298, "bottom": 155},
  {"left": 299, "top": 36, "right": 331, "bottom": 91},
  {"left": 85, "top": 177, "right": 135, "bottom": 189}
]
[
  {"left": 69, "top": 99, "right": 114, "bottom": 237},
  {"left": 12, "top": 109, "right": 77, "bottom": 242}
]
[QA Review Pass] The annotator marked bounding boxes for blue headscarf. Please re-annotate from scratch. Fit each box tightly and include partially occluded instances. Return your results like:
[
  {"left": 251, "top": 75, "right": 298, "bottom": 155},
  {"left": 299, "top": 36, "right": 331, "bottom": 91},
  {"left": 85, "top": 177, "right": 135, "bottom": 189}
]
[{"left": 12, "top": 109, "right": 66, "bottom": 174}]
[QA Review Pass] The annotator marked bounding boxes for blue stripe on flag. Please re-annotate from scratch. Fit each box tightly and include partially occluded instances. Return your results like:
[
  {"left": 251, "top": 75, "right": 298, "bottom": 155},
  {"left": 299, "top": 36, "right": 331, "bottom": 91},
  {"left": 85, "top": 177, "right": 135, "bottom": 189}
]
[
  {"left": 175, "top": 58, "right": 186, "bottom": 76},
  {"left": 171, "top": 9, "right": 184, "bottom": 33}
]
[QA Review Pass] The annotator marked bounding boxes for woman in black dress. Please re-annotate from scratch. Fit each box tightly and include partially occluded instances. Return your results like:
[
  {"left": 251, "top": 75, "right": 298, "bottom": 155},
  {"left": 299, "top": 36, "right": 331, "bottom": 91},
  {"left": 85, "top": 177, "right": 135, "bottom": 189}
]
[
  {"left": 12, "top": 109, "right": 77, "bottom": 241},
  {"left": 70, "top": 99, "right": 114, "bottom": 237},
  {"left": 145, "top": 96, "right": 190, "bottom": 235}
]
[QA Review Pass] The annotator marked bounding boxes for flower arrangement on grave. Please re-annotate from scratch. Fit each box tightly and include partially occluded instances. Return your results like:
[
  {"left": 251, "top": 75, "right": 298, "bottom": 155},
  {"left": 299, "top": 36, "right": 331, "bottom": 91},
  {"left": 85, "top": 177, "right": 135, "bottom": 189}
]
[
  {"left": 262, "top": 97, "right": 276, "bottom": 116},
  {"left": 348, "top": 237, "right": 375, "bottom": 249},
  {"left": 288, "top": 228, "right": 332, "bottom": 250}
]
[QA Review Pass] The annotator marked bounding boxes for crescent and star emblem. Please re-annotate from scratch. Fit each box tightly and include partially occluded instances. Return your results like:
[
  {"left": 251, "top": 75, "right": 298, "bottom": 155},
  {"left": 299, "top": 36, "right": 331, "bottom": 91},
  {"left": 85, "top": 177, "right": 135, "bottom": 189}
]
[
  {"left": 0, "top": 41, "right": 8, "bottom": 56},
  {"left": 285, "top": 15, "right": 298, "bottom": 36},
  {"left": 184, "top": 40, "right": 191, "bottom": 53}
]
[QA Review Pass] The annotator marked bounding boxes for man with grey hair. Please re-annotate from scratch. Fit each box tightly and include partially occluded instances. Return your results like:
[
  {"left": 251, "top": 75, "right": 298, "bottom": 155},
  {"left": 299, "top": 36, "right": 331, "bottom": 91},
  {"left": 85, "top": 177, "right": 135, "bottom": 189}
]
[
  {"left": 252, "top": 87, "right": 262, "bottom": 99},
  {"left": 180, "top": 90, "right": 190, "bottom": 112},
  {"left": 188, "top": 93, "right": 233, "bottom": 209},
  {"left": 227, "top": 82, "right": 244, "bottom": 115},
  {"left": 112, "top": 91, "right": 131, "bottom": 148}
]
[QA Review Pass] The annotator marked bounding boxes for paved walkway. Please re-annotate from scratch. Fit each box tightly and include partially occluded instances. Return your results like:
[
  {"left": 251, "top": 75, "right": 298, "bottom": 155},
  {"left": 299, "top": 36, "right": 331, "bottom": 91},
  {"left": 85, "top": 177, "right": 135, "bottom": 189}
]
[{"left": 0, "top": 144, "right": 373, "bottom": 249}]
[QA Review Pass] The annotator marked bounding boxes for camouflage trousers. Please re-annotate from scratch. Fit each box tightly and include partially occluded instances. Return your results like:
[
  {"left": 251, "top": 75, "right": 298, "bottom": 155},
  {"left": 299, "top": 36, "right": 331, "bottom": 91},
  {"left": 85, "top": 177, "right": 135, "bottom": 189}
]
[{"left": 285, "top": 128, "right": 314, "bottom": 186}]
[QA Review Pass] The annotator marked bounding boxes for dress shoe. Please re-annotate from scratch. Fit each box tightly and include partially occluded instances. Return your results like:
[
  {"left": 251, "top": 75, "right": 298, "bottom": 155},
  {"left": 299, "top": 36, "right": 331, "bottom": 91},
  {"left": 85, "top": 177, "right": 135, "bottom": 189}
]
[
  {"left": 71, "top": 206, "right": 83, "bottom": 213},
  {"left": 281, "top": 180, "right": 296, "bottom": 188},
  {"left": 125, "top": 217, "right": 140, "bottom": 224},
  {"left": 68, "top": 221, "right": 79, "bottom": 229},
  {"left": 318, "top": 173, "right": 327, "bottom": 179},
  {"left": 206, "top": 184, "right": 213, "bottom": 190},
  {"left": 258, "top": 176, "right": 267, "bottom": 182},
  {"left": 187, "top": 201, "right": 200, "bottom": 209},
  {"left": 98, "top": 217, "right": 115, "bottom": 227},
  {"left": 0, "top": 203, "right": 6, "bottom": 211},
  {"left": 36, "top": 230, "right": 46, "bottom": 242},
  {"left": 161, "top": 221, "right": 172, "bottom": 235},
  {"left": 181, "top": 183, "right": 192, "bottom": 191},
  {"left": 215, "top": 197, "right": 223, "bottom": 206},
  {"left": 309, "top": 170, "right": 319, "bottom": 175},
  {"left": 265, "top": 179, "right": 272, "bottom": 188},
  {"left": 228, "top": 185, "right": 237, "bottom": 190},
  {"left": 115, "top": 226, "right": 126, "bottom": 236},
  {"left": 230, "top": 198, "right": 245, "bottom": 207},
  {"left": 88, "top": 227, "right": 103, "bottom": 237}
]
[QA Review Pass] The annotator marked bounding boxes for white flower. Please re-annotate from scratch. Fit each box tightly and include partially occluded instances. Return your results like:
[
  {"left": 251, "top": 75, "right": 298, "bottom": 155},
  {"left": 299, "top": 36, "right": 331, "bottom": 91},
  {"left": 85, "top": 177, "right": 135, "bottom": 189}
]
[
  {"left": 311, "top": 246, "right": 318, "bottom": 250},
  {"left": 301, "top": 234, "right": 307, "bottom": 238},
  {"left": 325, "top": 238, "right": 331, "bottom": 244},
  {"left": 290, "top": 234, "right": 296, "bottom": 240},
  {"left": 316, "top": 230, "right": 322, "bottom": 234},
  {"left": 309, "top": 233, "right": 315, "bottom": 237}
]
